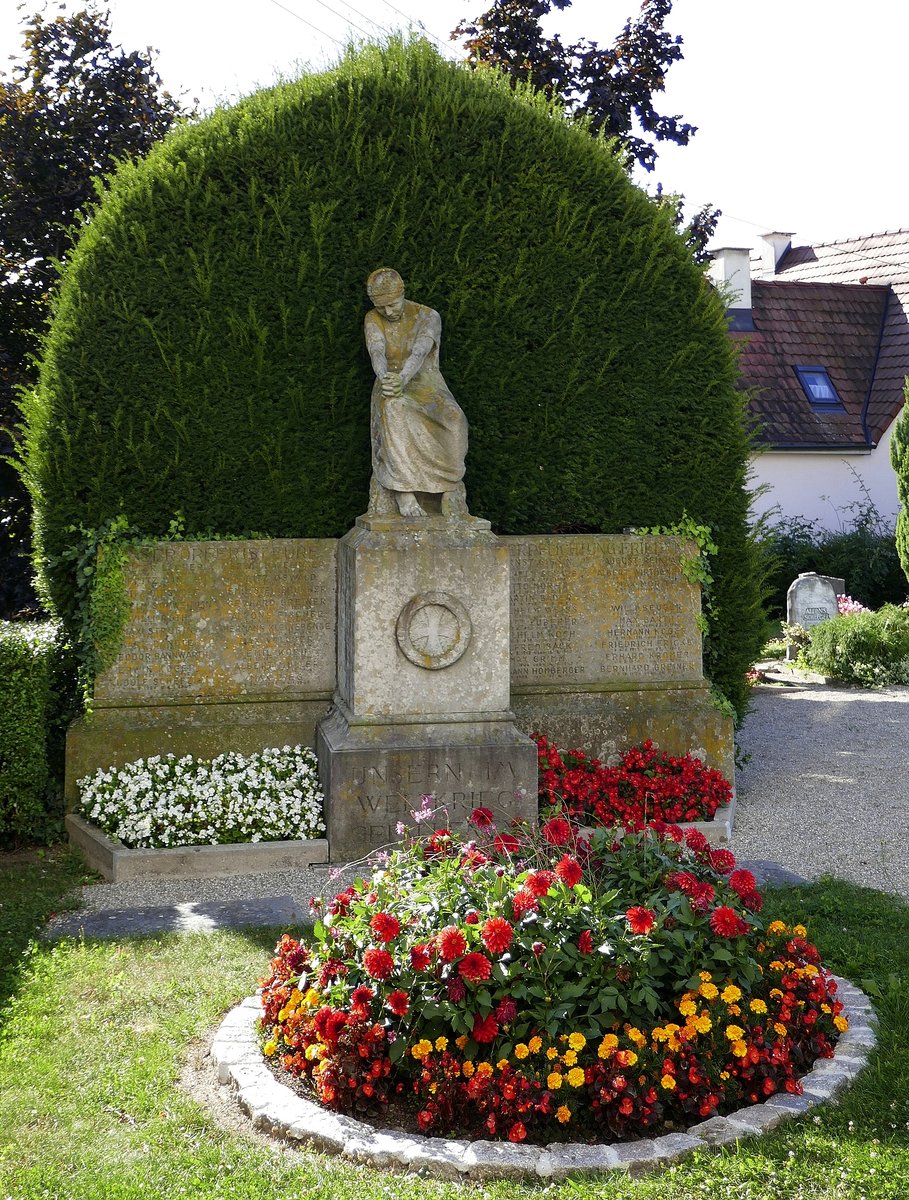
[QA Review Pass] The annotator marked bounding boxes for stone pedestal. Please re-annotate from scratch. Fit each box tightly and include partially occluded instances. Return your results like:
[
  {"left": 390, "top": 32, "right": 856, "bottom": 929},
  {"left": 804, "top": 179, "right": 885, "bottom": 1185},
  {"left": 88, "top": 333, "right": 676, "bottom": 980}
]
[{"left": 317, "top": 515, "right": 538, "bottom": 861}]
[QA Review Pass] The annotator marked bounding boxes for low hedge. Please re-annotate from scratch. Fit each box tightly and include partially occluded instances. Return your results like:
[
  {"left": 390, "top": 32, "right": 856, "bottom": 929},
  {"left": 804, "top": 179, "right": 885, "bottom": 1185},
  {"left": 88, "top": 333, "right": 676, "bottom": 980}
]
[
  {"left": 0, "top": 620, "right": 67, "bottom": 846},
  {"left": 804, "top": 604, "right": 909, "bottom": 687}
]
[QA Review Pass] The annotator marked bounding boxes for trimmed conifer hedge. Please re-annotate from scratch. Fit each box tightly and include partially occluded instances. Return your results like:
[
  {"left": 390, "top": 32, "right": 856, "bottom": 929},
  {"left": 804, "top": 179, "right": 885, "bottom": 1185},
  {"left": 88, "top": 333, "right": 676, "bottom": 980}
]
[{"left": 21, "top": 38, "right": 763, "bottom": 718}]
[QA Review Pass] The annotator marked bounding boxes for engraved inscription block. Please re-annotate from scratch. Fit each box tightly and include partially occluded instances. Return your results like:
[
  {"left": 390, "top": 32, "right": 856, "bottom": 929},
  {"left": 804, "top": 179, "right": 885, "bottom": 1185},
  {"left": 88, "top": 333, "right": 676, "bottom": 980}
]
[
  {"left": 506, "top": 535, "right": 703, "bottom": 690},
  {"left": 94, "top": 539, "right": 337, "bottom": 706}
]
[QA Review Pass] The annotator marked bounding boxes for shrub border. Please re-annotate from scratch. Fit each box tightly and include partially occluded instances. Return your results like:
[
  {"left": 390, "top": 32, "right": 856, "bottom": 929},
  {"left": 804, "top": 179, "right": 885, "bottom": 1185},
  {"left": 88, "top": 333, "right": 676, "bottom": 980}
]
[{"left": 209, "top": 978, "right": 874, "bottom": 1180}]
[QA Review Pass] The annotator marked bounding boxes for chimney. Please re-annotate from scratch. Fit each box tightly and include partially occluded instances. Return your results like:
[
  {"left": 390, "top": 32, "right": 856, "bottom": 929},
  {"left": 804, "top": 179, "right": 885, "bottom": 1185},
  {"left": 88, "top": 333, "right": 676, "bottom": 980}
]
[
  {"left": 709, "top": 247, "right": 754, "bottom": 331},
  {"left": 760, "top": 231, "right": 794, "bottom": 275}
]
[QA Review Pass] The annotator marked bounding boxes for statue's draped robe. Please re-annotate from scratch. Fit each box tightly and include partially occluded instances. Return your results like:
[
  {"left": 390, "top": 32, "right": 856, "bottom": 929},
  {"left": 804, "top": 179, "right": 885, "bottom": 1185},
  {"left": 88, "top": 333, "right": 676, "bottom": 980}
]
[{"left": 365, "top": 302, "right": 467, "bottom": 493}]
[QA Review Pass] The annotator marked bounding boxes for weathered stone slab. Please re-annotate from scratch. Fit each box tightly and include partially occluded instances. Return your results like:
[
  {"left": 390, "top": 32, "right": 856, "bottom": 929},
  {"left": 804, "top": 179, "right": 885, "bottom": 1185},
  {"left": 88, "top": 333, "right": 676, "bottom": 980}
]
[
  {"left": 787, "top": 572, "right": 838, "bottom": 633},
  {"left": 65, "top": 698, "right": 329, "bottom": 803},
  {"left": 317, "top": 710, "right": 536, "bottom": 862},
  {"left": 337, "top": 519, "right": 511, "bottom": 721},
  {"left": 95, "top": 539, "right": 336, "bottom": 706},
  {"left": 507, "top": 535, "right": 703, "bottom": 689}
]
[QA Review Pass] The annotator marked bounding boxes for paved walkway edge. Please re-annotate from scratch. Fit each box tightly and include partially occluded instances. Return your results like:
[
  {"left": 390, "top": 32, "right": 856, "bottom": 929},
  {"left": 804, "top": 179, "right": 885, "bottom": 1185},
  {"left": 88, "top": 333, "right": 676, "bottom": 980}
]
[{"left": 208, "top": 976, "right": 876, "bottom": 1180}]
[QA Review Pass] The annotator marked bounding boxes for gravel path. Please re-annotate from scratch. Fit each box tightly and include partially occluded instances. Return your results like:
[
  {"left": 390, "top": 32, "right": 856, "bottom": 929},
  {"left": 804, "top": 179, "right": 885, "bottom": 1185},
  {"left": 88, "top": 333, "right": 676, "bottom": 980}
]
[
  {"left": 46, "top": 677, "right": 909, "bottom": 935},
  {"left": 732, "top": 678, "right": 909, "bottom": 899}
]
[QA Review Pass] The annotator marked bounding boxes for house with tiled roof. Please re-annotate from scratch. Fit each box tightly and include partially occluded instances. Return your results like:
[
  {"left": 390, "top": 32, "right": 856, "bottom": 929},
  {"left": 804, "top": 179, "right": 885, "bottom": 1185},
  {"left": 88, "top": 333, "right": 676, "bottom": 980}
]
[{"left": 710, "top": 230, "right": 909, "bottom": 530}]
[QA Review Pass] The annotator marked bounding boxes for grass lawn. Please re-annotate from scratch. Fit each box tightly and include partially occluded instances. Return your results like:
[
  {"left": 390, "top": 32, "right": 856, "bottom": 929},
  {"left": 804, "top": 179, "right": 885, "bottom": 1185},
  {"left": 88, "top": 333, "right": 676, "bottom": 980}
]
[{"left": 1, "top": 857, "right": 907, "bottom": 1200}]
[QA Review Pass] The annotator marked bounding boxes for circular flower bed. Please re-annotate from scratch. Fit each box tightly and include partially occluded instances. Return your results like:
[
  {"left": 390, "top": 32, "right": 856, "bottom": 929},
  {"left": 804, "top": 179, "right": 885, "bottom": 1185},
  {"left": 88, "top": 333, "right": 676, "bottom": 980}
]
[
  {"left": 258, "top": 812, "right": 846, "bottom": 1144},
  {"left": 535, "top": 735, "right": 733, "bottom": 825}
]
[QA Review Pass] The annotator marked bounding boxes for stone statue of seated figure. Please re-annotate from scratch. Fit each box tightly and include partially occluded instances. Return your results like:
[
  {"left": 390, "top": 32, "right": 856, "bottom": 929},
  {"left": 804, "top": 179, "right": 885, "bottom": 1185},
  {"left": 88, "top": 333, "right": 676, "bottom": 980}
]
[{"left": 364, "top": 267, "right": 469, "bottom": 519}]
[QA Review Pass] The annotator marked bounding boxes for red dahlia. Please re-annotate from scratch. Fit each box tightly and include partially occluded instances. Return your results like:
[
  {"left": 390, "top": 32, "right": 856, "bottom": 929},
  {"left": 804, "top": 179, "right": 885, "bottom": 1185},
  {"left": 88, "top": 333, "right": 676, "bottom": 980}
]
[
  {"left": 386, "top": 989, "right": 409, "bottom": 1016},
  {"left": 577, "top": 929, "right": 593, "bottom": 954},
  {"left": 526, "top": 869, "right": 555, "bottom": 897},
  {"left": 709, "top": 905, "right": 749, "bottom": 937},
  {"left": 626, "top": 906, "right": 656, "bottom": 935},
  {"left": 438, "top": 925, "right": 468, "bottom": 961},
  {"left": 468, "top": 806, "right": 495, "bottom": 829},
  {"left": 410, "top": 943, "right": 431, "bottom": 971},
  {"left": 555, "top": 855, "right": 583, "bottom": 888},
  {"left": 689, "top": 881, "right": 716, "bottom": 912},
  {"left": 511, "top": 889, "right": 537, "bottom": 918},
  {"left": 710, "top": 848, "right": 737, "bottom": 875},
  {"left": 363, "top": 947, "right": 394, "bottom": 981},
  {"left": 472, "top": 1012, "right": 499, "bottom": 1042},
  {"left": 459, "top": 951, "right": 493, "bottom": 983},
  {"left": 481, "top": 916, "right": 514, "bottom": 955},
  {"left": 369, "top": 912, "right": 401, "bottom": 943},
  {"left": 729, "top": 868, "right": 757, "bottom": 897},
  {"left": 541, "top": 816, "right": 572, "bottom": 846},
  {"left": 493, "top": 832, "right": 521, "bottom": 856},
  {"left": 684, "top": 829, "right": 710, "bottom": 854}
]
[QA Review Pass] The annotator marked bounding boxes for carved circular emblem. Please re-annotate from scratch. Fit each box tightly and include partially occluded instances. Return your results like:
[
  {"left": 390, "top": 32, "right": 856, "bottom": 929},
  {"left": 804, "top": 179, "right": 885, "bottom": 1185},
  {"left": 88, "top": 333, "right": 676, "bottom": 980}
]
[{"left": 395, "top": 592, "right": 472, "bottom": 670}]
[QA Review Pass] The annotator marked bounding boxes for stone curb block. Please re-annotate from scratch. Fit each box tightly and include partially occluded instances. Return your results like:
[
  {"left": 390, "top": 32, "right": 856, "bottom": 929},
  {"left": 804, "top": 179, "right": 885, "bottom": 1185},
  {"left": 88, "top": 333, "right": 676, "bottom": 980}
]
[
  {"left": 65, "top": 812, "right": 328, "bottom": 882},
  {"left": 209, "top": 978, "right": 875, "bottom": 1181}
]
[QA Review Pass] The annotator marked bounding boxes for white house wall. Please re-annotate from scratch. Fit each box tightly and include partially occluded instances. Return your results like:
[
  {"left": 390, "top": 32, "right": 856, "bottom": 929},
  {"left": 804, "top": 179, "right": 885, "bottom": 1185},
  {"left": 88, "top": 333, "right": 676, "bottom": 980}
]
[{"left": 749, "top": 417, "right": 901, "bottom": 531}]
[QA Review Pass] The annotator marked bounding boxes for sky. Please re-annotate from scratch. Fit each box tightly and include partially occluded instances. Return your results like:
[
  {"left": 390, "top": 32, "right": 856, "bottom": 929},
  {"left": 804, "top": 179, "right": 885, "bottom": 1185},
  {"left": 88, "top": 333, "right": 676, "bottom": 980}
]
[{"left": 2, "top": 0, "right": 906, "bottom": 254}]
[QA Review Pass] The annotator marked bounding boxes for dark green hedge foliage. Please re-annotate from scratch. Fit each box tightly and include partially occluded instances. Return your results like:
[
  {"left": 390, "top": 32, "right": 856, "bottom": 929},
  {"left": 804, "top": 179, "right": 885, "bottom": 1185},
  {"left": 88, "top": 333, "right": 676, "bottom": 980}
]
[
  {"left": 0, "top": 621, "right": 64, "bottom": 846},
  {"left": 892, "top": 383, "right": 909, "bottom": 588},
  {"left": 22, "top": 38, "right": 763, "bottom": 719}
]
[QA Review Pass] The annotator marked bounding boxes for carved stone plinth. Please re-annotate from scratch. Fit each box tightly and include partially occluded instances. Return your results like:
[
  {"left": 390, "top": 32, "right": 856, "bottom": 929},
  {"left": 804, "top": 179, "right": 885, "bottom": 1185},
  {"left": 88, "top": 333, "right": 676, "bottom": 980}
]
[{"left": 316, "top": 515, "right": 538, "bottom": 861}]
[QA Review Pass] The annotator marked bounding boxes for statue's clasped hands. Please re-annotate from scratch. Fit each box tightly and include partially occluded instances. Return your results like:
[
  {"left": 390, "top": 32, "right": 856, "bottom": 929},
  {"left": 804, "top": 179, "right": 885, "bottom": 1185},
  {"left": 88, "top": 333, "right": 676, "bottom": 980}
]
[{"left": 381, "top": 370, "right": 404, "bottom": 397}]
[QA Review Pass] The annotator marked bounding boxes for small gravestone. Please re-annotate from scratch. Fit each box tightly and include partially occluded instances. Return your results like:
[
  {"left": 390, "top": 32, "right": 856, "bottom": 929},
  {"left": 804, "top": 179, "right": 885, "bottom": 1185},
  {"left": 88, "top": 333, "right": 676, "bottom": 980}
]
[{"left": 786, "top": 573, "right": 839, "bottom": 660}]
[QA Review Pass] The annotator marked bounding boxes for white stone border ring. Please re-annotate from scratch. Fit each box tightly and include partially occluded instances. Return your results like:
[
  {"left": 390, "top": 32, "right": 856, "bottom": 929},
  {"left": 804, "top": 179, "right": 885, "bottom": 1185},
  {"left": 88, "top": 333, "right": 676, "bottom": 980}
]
[
  {"left": 208, "top": 977, "right": 876, "bottom": 1180},
  {"left": 395, "top": 591, "right": 472, "bottom": 670}
]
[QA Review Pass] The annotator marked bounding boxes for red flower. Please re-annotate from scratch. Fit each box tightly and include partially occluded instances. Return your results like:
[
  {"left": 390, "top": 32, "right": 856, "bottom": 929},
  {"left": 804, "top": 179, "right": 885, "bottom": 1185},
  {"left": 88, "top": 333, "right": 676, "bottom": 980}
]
[
  {"left": 666, "top": 870, "right": 698, "bottom": 895},
  {"left": 386, "top": 989, "right": 409, "bottom": 1016},
  {"left": 532, "top": 941, "right": 545, "bottom": 957},
  {"left": 447, "top": 975, "right": 467, "bottom": 1001},
  {"left": 369, "top": 912, "right": 401, "bottom": 943},
  {"left": 555, "top": 855, "right": 583, "bottom": 888},
  {"left": 577, "top": 929, "right": 593, "bottom": 954},
  {"left": 481, "top": 916, "right": 514, "bottom": 955},
  {"left": 472, "top": 1012, "right": 499, "bottom": 1042},
  {"left": 526, "top": 869, "right": 555, "bottom": 897},
  {"left": 729, "top": 868, "right": 757, "bottom": 897},
  {"left": 459, "top": 951, "right": 493, "bottom": 983},
  {"left": 626, "top": 906, "right": 656, "bottom": 935},
  {"left": 742, "top": 889, "right": 763, "bottom": 912},
  {"left": 710, "top": 848, "right": 737, "bottom": 875},
  {"left": 709, "top": 905, "right": 749, "bottom": 937},
  {"left": 468, "top": 806, "right": 495, "bottom": 829},
  {"left": 363, "top": 947, "right": 394, "bottom": 980},
  {"left": 417, "top": 1108, "right": 434, "bottom": 1131},
  {"left": 493, "top": 832, "right": 521, "bottom": 856},
  {"left": 496, "top": 997, "right": 517, "bottom": 1024},
  {"left": 689, "top": 881, "right": 716, "bottom": 912},
  {"left": 508, "top": 1121, "right": 527, "bottom": 1142},
  {"left": 438, "top": 925, "right": 467, "bottom": 961},
  {"left": 410, "top": 943, "right": 431, "bottom": 971},
  {"left": 684, "top": 829, "right": 709, "bottom": 854},
  {"left": 350, "top": 985, "right": 374, "bottom": 1005},
  {"left": 542, "top": 816, "right": 572, "bottom": 846},
  {"left": 465, "top": 910, "right": 480, "bottom": 925},
  {"left": 511, "top": 889, "right": 537, "bottom": 918}
]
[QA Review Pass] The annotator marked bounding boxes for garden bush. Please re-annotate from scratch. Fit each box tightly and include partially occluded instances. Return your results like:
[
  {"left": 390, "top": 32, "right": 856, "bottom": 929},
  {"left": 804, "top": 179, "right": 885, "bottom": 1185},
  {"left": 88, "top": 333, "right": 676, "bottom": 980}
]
[
  {"left": 760, "top": 496, "right": 906, "bottom": 619},
  {"left": 803, "top": 604, "right": 909, "bottom": 687},
  {"left": 258, "top": 810, "right": 846, "bottom": 1143},
  {"left": 0, "top": 620, "right": 66, "bottom": 845},
  {"left": 20, "top": 37, "right": 764, "bottom": 720}
]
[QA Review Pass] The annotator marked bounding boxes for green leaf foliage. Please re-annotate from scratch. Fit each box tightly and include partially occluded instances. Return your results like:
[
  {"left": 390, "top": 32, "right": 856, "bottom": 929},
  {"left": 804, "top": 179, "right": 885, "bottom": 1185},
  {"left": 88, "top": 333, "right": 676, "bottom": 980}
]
[
  {"left": 891, "top": 380, "right": 909, "bottom": 587},
  {"left": 22, "top": 37, "right": 763, "bottom": 718},
  {"left": 0, "top": 620, "right": 62, "bottom": 845}
]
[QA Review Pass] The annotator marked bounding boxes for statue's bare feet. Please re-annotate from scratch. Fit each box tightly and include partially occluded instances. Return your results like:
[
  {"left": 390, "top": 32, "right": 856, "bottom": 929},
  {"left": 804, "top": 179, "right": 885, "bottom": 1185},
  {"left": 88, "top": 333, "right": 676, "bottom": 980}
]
[
  {"left": 440, "top": 483, "right": 468, "bottom": 517},
  {"left": 395, "top": 491, "right": 424, "bottom": 517}
]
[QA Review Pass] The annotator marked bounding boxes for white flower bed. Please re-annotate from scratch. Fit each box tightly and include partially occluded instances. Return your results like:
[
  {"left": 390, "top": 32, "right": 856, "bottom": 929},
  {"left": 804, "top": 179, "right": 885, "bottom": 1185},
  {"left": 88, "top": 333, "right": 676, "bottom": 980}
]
[{"left": 78, "top": 745, "right": 325, "bottom": 849}]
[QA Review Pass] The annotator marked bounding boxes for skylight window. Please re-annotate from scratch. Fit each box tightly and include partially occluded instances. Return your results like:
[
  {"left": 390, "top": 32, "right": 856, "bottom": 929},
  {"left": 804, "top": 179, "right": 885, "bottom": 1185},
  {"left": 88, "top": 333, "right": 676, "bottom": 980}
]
[{"left": 793, "top": 365, "right": 844, "bottom": 409}]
